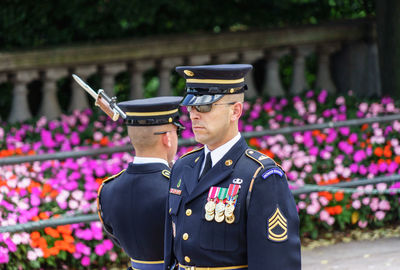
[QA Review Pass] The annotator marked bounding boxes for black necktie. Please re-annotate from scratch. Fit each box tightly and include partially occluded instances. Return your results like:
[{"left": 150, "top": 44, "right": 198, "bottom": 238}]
[{"left": 199, "top": 152, "right": 212, "bottom": 180}]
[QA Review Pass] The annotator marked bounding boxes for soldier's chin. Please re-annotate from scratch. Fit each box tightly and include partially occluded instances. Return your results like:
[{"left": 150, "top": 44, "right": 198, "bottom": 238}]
[{"left": 193, "top": 133, "right": 207, "bottom": 145}]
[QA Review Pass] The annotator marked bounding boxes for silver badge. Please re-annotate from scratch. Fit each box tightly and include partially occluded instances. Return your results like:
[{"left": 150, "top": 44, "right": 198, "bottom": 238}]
[{"left": 232, "top": 178, "right": 243, "bottom": 184}]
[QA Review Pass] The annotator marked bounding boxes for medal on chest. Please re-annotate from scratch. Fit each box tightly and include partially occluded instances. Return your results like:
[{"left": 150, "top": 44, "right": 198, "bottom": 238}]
[{"left": 205, "top": 184, "right": 241, "bottom": 224}]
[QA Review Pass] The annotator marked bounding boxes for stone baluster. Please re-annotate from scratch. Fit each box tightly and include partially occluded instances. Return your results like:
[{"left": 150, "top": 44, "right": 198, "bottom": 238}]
[
  {"left": 214, "top": 52, "right": 238, "bottom": 64},
  {"left": 241, "top": 50, "right": 263, "bottom": 98},
  {"left": 0, "top": 73, "right": 7, "bottom": 83},
  {"left": 290, "top": 45, "right": 314, "bottom": 95},
  {"left": 158, "top": 57, "right": 182, "bottom": 96},
  {"left": 100, "top": 63, "right": 126, "bottom": 96},
  {"left": 315, "top": 44, "right": 340, "bottom": 94},
  {"left": 263, "top": 49, "right": 289, "bottom": 97},
  {"left": 129, "top": 60, "right": 154, "bottom": 99},
  {"left": 186, "top": 55, "right": 211, "bottom": 65},
  {"left": 39, "top": 68, "right": 68, "bottom": 120},
  {"left": 70, "top": 65, "right": 97, "bottom": 112},
  {"left": 8, "top": 71, "right": 38, "bottom": 123}
]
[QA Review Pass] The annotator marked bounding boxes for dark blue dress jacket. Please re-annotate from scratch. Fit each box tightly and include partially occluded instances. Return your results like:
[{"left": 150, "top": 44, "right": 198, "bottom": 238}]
[
  {"left": 98, "top": 162, "right": 170, "bottom": 264},
  {"left": 164, "top": 138, "right": 301, "bottom": 269}
]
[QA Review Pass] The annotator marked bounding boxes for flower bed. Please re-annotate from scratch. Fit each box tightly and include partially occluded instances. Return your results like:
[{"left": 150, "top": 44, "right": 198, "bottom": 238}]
[{"left": 0, "top": 90, "right": 399, "bottom": 268}]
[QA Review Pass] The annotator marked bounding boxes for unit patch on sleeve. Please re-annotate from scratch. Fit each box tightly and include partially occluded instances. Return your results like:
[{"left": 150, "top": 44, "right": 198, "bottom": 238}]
[
  {"left": 262, "top": 168, "right": 284, "bottom": 179},
  {"left": 267, "top": 207, "right": 288, "bottom": 242}
]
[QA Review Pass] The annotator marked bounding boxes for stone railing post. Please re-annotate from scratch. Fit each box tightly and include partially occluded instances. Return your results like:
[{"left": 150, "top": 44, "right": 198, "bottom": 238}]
[
  {"left": 241, "top": 50, "right": 263, "bottom": 98},
  {"left": 8, "top": 70, "right": 38, "bottom": 123},
  {"left": 263, "top": 49, "right": 289, "bottom": 97},
  {"left": 214, "top": 52, "right": 238, "bottom": 64},
  {"left": 100, "top": 63, "right": 126, "bottom": 96},
  {"left": 290, "top": 45, "right": 314, "bottom": 95},
  {"left": 158, "top": 57, "right": 182, "bottom": 96},
  {"left": 129, "top": 60, "right": 154, "bottom": 99},
  {"left": 70, "top": 65, "right": 97, "bottom": 112},
  {"left": 39, "top": 68, "right": 68, "bottom": 120},
  {"left": 186, "top": 55, "right": 211, "bottom": 66},
  {"left": 315, "top": 44, "right": 340, "bottom": 94}
]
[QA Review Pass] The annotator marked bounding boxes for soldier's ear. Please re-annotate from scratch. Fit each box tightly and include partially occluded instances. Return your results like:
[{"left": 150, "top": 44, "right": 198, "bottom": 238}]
[
  {"left": 161, "top": 132, "right": 172, "bottom": 148},
  {"left": 231, "top": 102, "right": 243, "bottom": 121}
]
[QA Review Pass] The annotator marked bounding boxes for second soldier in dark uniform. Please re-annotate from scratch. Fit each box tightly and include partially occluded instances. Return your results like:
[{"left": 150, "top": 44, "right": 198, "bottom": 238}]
[
  {"left": 97, "top": 96, "right": 183, "bottom": 270},
  {"left": 164, "top": 65, "right": 301, "bottom": 269}
]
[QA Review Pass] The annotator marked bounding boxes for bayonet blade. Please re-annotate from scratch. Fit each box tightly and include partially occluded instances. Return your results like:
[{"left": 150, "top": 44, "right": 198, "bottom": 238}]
[{"left": 72, "top": 74, "right": 98, "bottom": 100}]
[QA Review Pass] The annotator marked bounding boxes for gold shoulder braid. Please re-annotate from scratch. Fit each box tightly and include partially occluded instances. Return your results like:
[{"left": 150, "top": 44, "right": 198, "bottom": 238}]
[{"left": 179, "top": 146, "right": 204, "bottom": 159}]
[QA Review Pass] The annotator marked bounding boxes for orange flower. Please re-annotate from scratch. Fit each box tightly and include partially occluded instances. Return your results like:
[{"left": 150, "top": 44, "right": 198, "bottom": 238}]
[
  {"left": 30, "top": 231, "right": 41, "bottom": 240},
  {"left": 334, "top": 191, "right": 344, "bottom": 202},
  {"left": 318, "top": 191, "right": 333, "bottom": 201},
  {"left": 374, "top": 147, "right": 383, "bottom": 157},
  {"left": 259, "top": 148, "right": 274, "bottom": 159},
  {"left": 360, "top": 142, "right": 366, "bottom": 148},
  {"left": 249, "top": 138, "right": 259, "bottom": 147},
  {"left": 66, "top": 242, "right": 76, "bottom": 253},
  {"left": 50, "top": 190, "right": 59, "bottom": 199},
  {"left": 42, "top": 248, "right": 51, "bottom": 259},
  {"left": 100, "top": 137, "right": 109, "bottom": 146},
  {"left": 384, "top": 146, "right": 392, "bottom": 158},
  {"left": 57, "top": 225, "right": 72, "bottom": 235},
  {"left": 62, "top": 234, "right": 75, "bottom": 243},
  {"left": 312, "top": 130, "right": 321, "bottom": 136},
  {"left": 395, "top": 156, "right": 400, "bottom": 164},
  {"left": 44, "top": 227, "right": 60, "bottom": 238},
  {"left": 39, "top": 212, "right": 49, "bottom": 220},
  {"left": 361, "top": 124, "right": 368, "bottom": 131}
]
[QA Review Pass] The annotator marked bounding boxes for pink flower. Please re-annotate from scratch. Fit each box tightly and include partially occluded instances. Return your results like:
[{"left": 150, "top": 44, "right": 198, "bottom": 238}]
[
  {"left": 358, "top": 220, "right": 368, "bottom": 228},
  {"left": 81, "top": 256, "right": 91, "bottom": 266},
  {"left": 352, "top": 200, "right": 361, "bottom": 209},
  {"left": 0, "top": 247, "right": 9, "bottom": 264},
  {"left": 378, "top": 200, "right": 391, "bottom": 211},
  {"left": 95, "top": 243, "right": 107, "bottom": 256},
  {"left": 375, "top": 211, "right": 386, "bottom": 220}
]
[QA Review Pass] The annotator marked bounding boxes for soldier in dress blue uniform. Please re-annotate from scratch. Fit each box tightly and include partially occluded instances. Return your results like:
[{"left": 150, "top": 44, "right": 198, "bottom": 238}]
[
  {"left": 164, "top": 65, "right": 301, "bottom": 270},
  {"left": 97, "top": 96, "right": 184, "bottom": 270}
]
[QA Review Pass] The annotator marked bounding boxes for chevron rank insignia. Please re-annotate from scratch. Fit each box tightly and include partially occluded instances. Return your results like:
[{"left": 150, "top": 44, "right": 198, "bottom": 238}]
[{"left": 267, "top": 207, "right": 288, "bottom": 242}]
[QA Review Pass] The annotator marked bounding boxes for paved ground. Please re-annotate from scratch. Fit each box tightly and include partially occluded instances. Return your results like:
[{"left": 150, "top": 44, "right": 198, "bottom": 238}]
[{"left": 302, "top": 237, "right": 400, "bottom": 269}]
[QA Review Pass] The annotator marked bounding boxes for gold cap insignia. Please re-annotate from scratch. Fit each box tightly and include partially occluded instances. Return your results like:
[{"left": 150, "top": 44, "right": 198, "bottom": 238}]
[
  {"left": 169, "top": 117, "right": 173, "bottom": 123},
  {"left": 184, "top": 70, "right": 194, "bottom": 77},
  {"left": 267, "top": 207, "right": 288, "bottom": 242},
  {"left": 225, "top": 160, "right": 233, "bottom": 166},
  {"left": 230, "top": 88, "right": 235, "bottom": 93}
]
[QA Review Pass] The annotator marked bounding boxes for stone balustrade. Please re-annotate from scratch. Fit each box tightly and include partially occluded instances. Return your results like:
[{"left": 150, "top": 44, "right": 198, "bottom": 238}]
[{"left": 0, "top": 19, "right": 378, "bottom": 123}]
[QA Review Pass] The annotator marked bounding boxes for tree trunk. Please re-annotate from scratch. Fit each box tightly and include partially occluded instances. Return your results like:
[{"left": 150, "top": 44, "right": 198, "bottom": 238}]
[{"left": 376, "top": 0, "right": 400, "bottom": 98}]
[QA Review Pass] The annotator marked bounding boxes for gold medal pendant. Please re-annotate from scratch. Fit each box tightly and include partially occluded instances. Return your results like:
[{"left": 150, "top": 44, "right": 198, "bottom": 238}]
[
  {"left": 215, "top": 213, "right": 225, "bottom": 223},
  {"left": 225, "top": 214, "right": 235, "bottom": 224},
  {"left": 205, "top": 213, "right": 215, "bottom": 221},
  {"left": 205, "top": 200, "right": 216, "bottom": 213},
  {"left": 215, "top": 202, "right": 225, "bottom": 214},
  {"left": 224, "top": 203, "right": 235, "bottom": 217}
]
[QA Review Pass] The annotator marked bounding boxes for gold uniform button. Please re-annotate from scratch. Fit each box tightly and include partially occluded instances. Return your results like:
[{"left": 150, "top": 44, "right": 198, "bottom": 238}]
[
  {"left": 169, "top": 208, "right": 172, "bottom": 214},
  {"left": 182, "top": 233, "right": 189, "bottom": 240},
  {"left": 186, "top": 209, "right": 192, "bottom": 216},
  {"left": 184, "top": 256, "right": 191, "bottom": 263}
]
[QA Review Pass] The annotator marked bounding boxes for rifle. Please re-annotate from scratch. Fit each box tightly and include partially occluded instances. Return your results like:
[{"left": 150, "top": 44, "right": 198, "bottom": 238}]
[{"left": 72, "top": 74, "right": 126, "bottom": 121}]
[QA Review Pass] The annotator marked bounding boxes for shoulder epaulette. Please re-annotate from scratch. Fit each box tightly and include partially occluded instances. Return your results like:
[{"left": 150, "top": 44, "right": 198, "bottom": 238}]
[
  {"left": 162, "top": 169, "right": 171, "bottom": 179},
  {"left": 245, "top": 149, "right": 277, "bottom": 169},
  {"left": 179, "top": 146, "right": 204, "bottom": 159},
  {"left": 102, "top": 169, "right": 126, "bottom": 184}
]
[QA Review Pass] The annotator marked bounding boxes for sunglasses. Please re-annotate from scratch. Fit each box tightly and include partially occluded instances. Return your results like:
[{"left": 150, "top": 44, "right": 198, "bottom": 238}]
[{"left": 187, "top": 102, "right": 236, "bottom": 113}]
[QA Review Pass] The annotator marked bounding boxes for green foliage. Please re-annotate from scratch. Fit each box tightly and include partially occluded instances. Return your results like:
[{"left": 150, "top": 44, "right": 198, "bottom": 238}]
[{"left": 0, "top": 0, "right": 375, "bottom": 50}]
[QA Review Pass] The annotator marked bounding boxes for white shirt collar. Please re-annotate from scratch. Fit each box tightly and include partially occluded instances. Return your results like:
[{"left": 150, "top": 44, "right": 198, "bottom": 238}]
[
  {"left": 204, "top": 133, "right": 241, "bottom": 167},
  {"left": 133, "top": 156, "right": 169, "bottom": 167}
]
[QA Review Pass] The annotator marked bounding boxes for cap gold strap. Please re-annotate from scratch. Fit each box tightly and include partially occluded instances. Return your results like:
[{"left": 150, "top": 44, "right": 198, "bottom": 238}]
[
  {"left": 186, "top": 78, "right": 244, "bottom": 84},
  {"left": 126, "top": 108, "right": 178, "bottom": 117}
]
